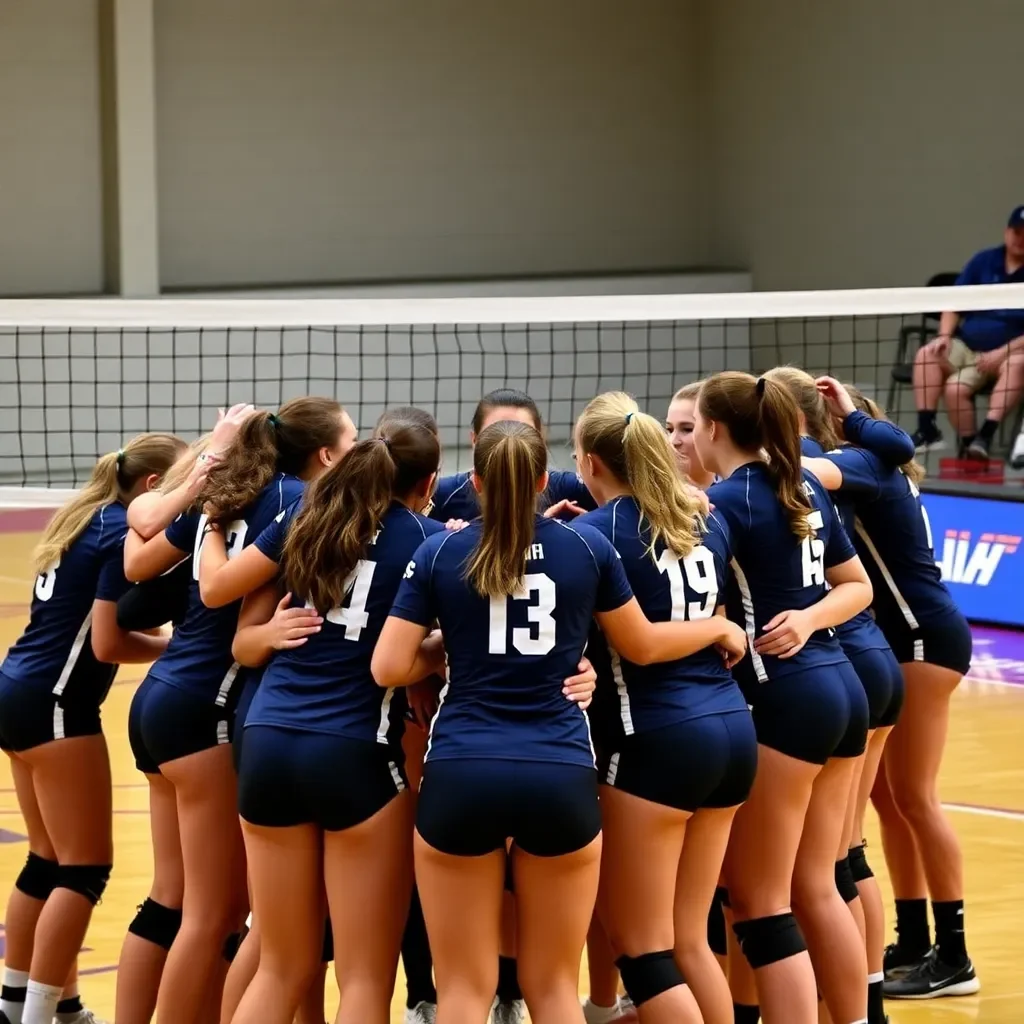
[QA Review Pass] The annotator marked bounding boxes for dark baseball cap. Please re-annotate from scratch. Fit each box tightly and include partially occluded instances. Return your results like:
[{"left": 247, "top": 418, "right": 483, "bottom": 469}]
[{"left": 1008, "top": 205, "right": 1024, "bottom": 228}]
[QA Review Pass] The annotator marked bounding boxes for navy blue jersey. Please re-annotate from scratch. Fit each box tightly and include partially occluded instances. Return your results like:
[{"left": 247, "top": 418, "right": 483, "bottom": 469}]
[
  {"left": 390, "top": 516, "right": 633, "bottom": 767},
  {"left": 1, "top": 504, "right": 133, "bottom": 704},
  {"left": 841, "top": 411, "right": 915, "bottom": 467},
  {"left": 145, "top": 473, "right": 305, "bottom": 705},
  {"left": 817, "top": 447, "right": 958, "bottom": 633},
  {"left": 709, "top": 464, "right": 855, "bottom": 682},
  {"left": 578, "top": 499, "right": 748, "bottom": 742},
  {"left": 247, "top": 502, "right": 446, "bottom": 744},
  {"left": 955, "top": 246, "right": 1024, "bottom": 351},
  {"left": 430, "top": 468, "right": 595, "bottom": 523}
]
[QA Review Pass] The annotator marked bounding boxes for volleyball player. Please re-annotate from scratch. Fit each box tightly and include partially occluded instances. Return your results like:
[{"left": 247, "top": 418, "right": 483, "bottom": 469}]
[
  {"left": 665, "top": 382, "right": 715, "bottom": 491},
  {"left": 767, "top": 369, "right": 908, "bottom": 1024},
  {"left": 575, "top": 392, "right": 757, "bottom": 1024},
  {"left": 373, "top": 420, "right": 747, "bottom": 1024},
  {"left": 431, "top": 388, "right": 595, "bottom": 525},
  {"left": 800, "top": 383, "right": 979, "bottom": 999},
  {"left": 0, "top": 433, "right": 186, "bottom": 1024},
  {"left": 122, "top": 398, "right": 355, "bottom": 1024},
  {"left": 693, "top": 372, "right": 873, "bottom": 1024}
]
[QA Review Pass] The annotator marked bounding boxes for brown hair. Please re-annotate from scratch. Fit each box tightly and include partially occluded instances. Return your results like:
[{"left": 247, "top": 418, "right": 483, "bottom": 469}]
[
  {"left": 699, "top": 371, "right": 814, "bottom": 541},
  {"left": 34, "top": 433, "right": 186, "bottom": 575},
  {"left": 471, "top": 389, "right": 543, "bottom": 436},
  {"left": 671, "top": 380, "right": 704, "bottom": 404},
  {"left": 764, "top": 366, "right": 841, "bottom": 452},
  {"left": 374, "top": 406, "right": 439, "bottom": 438},
  {"left": 577, "top": 392, "right": 703, "bottom": 559},
  {"left": 844, "top": 385, "right": 926, "bottom": 485},
  {"left": 200, "top": 397, "right": 343, "bottom": 525},
  {"left": 282, "top": 421, "right": 440, "bottom": 613},
  {"left": 465, "top": 421, "right": 547, "bottom": 597}
]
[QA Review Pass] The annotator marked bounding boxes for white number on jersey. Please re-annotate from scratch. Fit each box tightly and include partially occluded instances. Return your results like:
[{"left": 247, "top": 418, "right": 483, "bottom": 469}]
[
  {"left": 800, "top": 508, "right": 826, "bottom": 587},
  {"left": 34, "top": 560, "right": 60, "bottom": 602},
  {"left": 321, "top": 559, "right": 377, "bottom": 642},
  {"left": 192, "top": 515, "right": 248, "bottom": 581},
  {"left": 655, "top": 546, "right": 718, "bottom": 620},
  {"left": 488, "top": 572, "right": 557, "bottom": 656},
  {"left": 907, "top": 477, "right": 934, "bottom": 552}
]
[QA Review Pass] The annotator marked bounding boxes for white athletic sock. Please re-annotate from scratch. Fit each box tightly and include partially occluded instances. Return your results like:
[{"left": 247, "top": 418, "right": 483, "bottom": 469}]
[
  {"left": 0, "top": 967, "right": 29, "bottom": 1024},
  {"left": 582, "top": 997, "right": 623, "bottom": 1024},
  {"left": 20, "top": 980, "right": 62, "bottom": 1024}
]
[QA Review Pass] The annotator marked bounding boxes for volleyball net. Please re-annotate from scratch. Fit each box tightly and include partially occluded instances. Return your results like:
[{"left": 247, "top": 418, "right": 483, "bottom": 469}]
[{"left": 2, "top": 285, "right": 1024, "bottom": 508}]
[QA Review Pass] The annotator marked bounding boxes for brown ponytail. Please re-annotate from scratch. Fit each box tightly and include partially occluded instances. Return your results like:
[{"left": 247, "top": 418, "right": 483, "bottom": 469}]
[
  {"left": 282, "top": 421, "right": 440, "bottom": 613},
  {"left": 465, "top": 421, "right": 547, "bottom": 598},
  {"left": 845, "top": 385, "right": 926, "bottom": 485},
  {"left": 764, "top": 366, "right": 841, "bottom": 452},
  {"left": 576, "top": 391, "right": 703, "bottom": 559},
  {"left": 699, "top": 371, "right": 814, "bottom": 541},
  {"left": 200, "top": 396, "right": 343, "bottom": 525},
  {"left": 33, "top": 432, "right": 186, "bottom": 574}
]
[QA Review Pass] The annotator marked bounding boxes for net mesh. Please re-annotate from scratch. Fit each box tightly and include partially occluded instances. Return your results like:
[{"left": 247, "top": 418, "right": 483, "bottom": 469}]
[{"left": 2, "top": 286, "right": 1023, "bottom": 503}]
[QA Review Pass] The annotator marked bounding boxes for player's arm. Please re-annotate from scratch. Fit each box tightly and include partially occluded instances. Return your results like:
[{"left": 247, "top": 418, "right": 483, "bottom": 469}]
[
  {"left": 199, "top": 528, "right": 279, "bottom": 608},
  {"left": 231, "top": 584, "right": 322, "bottom": 668},
  {"left": 123, "top": 527, "right": 189, "bottom": 583}
]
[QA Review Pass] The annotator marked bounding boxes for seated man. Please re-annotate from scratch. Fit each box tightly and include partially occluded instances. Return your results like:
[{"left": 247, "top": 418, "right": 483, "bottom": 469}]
[{"left": 913, "top": 205, "right": 1024, "bottom": 460}]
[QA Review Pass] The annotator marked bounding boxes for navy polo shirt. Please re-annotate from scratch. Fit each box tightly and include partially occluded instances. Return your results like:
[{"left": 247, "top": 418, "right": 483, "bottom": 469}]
[{"left": 955, "top": 246, "right": 1024, "bottom": 352}]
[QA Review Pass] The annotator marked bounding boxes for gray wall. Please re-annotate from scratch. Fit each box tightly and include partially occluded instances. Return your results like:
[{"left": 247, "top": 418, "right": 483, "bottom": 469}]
[
  {"left": 0, "top": 1, "right": 105, "bottom": 296},
  {"left": 700, "top": 0, "right": 1024, "bottom": 291},
  {"left": 154, "top": 0, "right": 705, "bottom": 289}
]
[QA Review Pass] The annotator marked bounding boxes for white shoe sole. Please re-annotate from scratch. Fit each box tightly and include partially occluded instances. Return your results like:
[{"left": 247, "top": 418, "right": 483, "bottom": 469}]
[{"left": 889, "top": 975, "right": 981, "bottom": 999}]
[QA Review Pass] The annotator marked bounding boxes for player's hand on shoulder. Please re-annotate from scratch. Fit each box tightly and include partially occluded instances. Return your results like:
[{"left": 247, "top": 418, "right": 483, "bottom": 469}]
[
  {"left": 268, "top": 592, "right": 323, "bottom": 650},
  {"left": 563, "top": 656, "right": 598, "bottom": 709},
  {"left": 445, "top": 518, "right": 471, "bottom": 532},
  {"left": 543, "top": 498, "right": 586, "bottom": 519}
]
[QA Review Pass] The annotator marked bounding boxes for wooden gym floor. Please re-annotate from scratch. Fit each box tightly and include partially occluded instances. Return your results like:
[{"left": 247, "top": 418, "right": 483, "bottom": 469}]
[{"left": 0, "top": 511, "right": 1022, "bottom": 1023}]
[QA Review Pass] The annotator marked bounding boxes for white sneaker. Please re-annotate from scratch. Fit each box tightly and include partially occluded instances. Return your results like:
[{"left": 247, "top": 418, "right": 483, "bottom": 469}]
[
  {"left": 582, "top": 996, "right": 628, "bottom": 1024},
  {"left": 54, "top": 1011, "right": 109, "bottom": 1024},
  {"left": 404, "top": 1001, "right": 437, "bottom": 1024},
  {"left": 1011, "top": 428, "right": 1024, "bottom": 470},
  {"left": 491, "top": 996, "right": 527, "bottom": 1023}
]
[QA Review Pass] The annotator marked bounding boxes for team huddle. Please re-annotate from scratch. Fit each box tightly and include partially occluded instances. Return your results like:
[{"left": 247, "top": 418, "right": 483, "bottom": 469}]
[{"left": 0, "top": 368, "right": 980, "bottom": 1024}]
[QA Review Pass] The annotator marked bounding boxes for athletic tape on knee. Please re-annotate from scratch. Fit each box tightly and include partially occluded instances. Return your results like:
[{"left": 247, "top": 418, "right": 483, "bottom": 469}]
[
  {"left": 55, "top": 863, "right": 112, "bottom": 906},
  {"left": 127, "top": 898, "right": 182, "bottom": 951},
  {"left": 615, "top": 950, "right": 684, "bottom": 1007},
  {"left": 848, "top": 842, "right": 874, "bottom": 883},
  {"left": 835, "top": 856, "right": 860, "bottom": 904},
  {"left": 707, "top": 888, "right": 728, "bottom": 956},
  {"left": 733, "top": 913, "right": 806, "bottom": 969},
  {"left": 15, "top": 852, "right": 59, "bottom": 901}
]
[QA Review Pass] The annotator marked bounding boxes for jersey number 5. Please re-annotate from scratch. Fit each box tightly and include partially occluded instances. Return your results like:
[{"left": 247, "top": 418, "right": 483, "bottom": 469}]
[{"left": 489, "top": 572, "right": 556, "bottom": 656}]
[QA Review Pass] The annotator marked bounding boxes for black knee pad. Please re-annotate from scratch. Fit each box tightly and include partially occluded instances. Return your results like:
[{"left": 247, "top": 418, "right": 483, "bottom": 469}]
[
  {"left": 128, "top": 898, "right": 183, "bottom": 951},
  {"left": 615, "top": 950, "right": 684, "bottom": 1007},
  {"left": 835, "top": 856, "right": 859, "bottom": 904},
  {"left": 708, "top": 887, "right": 728, "bottom": 956},
  {"left": 321, "top": 918, "right": 334, "bottom": 963},
  {"left": 733, "top": 913, "right": 806, "bottom": 969},
  {"left": 848, "top": 842, "right": 873, "bottom": 883},
  {"left": 16, "top": 852, "right": 60, "bottom": 901},
  {"left": 55, "top": 863, "right": 112, "bottom": 906}
]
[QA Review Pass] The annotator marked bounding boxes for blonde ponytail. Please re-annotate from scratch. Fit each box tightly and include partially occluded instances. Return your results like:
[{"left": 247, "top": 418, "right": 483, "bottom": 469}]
[
  {"left": 33, "top": 432, "right": 186, "bottom": 575},
  {"left": 576, "top": 391, "right": 704, "bottom": 559}
]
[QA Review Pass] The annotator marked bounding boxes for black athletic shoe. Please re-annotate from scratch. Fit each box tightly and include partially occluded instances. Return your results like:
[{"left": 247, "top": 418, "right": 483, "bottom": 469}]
[
  {"left": 883, "top": 941, "right": 928, "bottom": 980},
  {"left": 883, "top": 947, "right": 980, "bottom": 999},
  {"left": 911, "top": 427, "right": 945, "bottom": 452}
]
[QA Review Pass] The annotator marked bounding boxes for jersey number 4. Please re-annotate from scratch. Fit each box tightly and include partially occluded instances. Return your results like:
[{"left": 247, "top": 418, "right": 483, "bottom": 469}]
[
  {"left": 321, "top": 559, "right": 377, "bottom": 642},
  {"left": 489, "top": 572, "right": 556, "bottom": 656}
]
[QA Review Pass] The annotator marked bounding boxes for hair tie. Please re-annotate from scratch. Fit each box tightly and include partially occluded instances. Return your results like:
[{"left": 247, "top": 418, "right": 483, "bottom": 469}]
[
  {"left": 624, "top": 412, "right": 635, "bottom": 425},
  {"left": 116, "top": 449, "right": 125, "bottom": 466},
  {"left": 267, "top": 413, "right": 279, "bottom": 428},
  {"left": 377, "top": 436, "right": 391, "bottom": 449},
  {"left": 755, "top": 377, "right": 767, "bottom": 397}
]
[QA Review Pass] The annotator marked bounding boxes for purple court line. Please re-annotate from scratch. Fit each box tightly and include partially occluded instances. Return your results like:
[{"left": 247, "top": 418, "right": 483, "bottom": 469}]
[
  {"left": 79, "top": 965, "right": 118, "bottom": 977},
  {"left": 0, "top": 784, "right": 147, "bottom": 793}
]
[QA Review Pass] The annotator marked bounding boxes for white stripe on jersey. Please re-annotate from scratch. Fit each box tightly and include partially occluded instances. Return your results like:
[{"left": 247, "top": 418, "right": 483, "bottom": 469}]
[
  {"left": 388, "top": 760, "right": 406, "bottom": 793},
  {"left": 214, "top": 662, "right": 241, "bottom": 707},
  {"left": 216, "top": 719, "right": 230, "bottom": 745},
  {"left": 609, "top": 646, "right": 634, "bottom": 735},
  {"left": 730, "top": 559, "right": 768, "bottom": 684},
  {"left": 53, "top": 705, "right": 65, "bottom": 741},
  {"left": 606, "top": 751, "right": 621, "bottom": 786},
  {"left": 376, "top": 687, "right": 396, "bottom": 744},
  {"left": 51, "top": 611, "right": 94, "bottom": 697},
  {"left": 854, "top": 518, "right": 919, "bottom": 630}
]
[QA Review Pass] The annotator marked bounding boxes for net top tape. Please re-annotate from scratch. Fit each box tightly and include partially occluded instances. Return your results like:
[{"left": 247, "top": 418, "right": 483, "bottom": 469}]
[{"left": 1, "top": 284, "right": 1023, "bottom": 329}]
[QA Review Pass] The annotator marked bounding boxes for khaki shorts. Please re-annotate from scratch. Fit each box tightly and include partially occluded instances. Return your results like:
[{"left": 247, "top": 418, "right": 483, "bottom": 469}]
[{"left": 948, "top": 337, "right": 998, "bottom": 394}]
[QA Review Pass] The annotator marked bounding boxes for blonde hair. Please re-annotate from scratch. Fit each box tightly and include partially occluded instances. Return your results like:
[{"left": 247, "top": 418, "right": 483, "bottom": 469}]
[
  {"left": 845, "top": 385, "right": 926, "bottom": 485},
  {"left": 33, "top": 432, "right": 186, "bottom": 575},
  {"left": 671, "top": 380, "right": 704, "bottom": 404},
  {"left": 158, "top": 434, "right": 212, "bottom": 493},
  {"left": 465, "top": 421, "right": 547, "bottom": 598},
  {"left": 577, "top": 391, "right": 703, "bottom": 559},
  {"left": 764, "top": 366, "right": 841, "bottom": 452}
]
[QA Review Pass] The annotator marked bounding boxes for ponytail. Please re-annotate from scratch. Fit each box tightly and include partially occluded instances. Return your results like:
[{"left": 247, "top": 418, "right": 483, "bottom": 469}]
[
  {"left": 576, "top": 391, "right": 703, "bottom": 558},
  {"left": 282, "top": 421, "right": 439, "bottom": 613},
  {"left": 465, "top": 421, "right": 547, "bottom": 598},
  {"left": 200, "top": 396, "right": 343, "bottom": 525},
  {"left": 699, "top": 371, "right": 813, "bottom": 542},
  {"left": 33, "top": 432, "right": 186, "bottom": 575}
]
